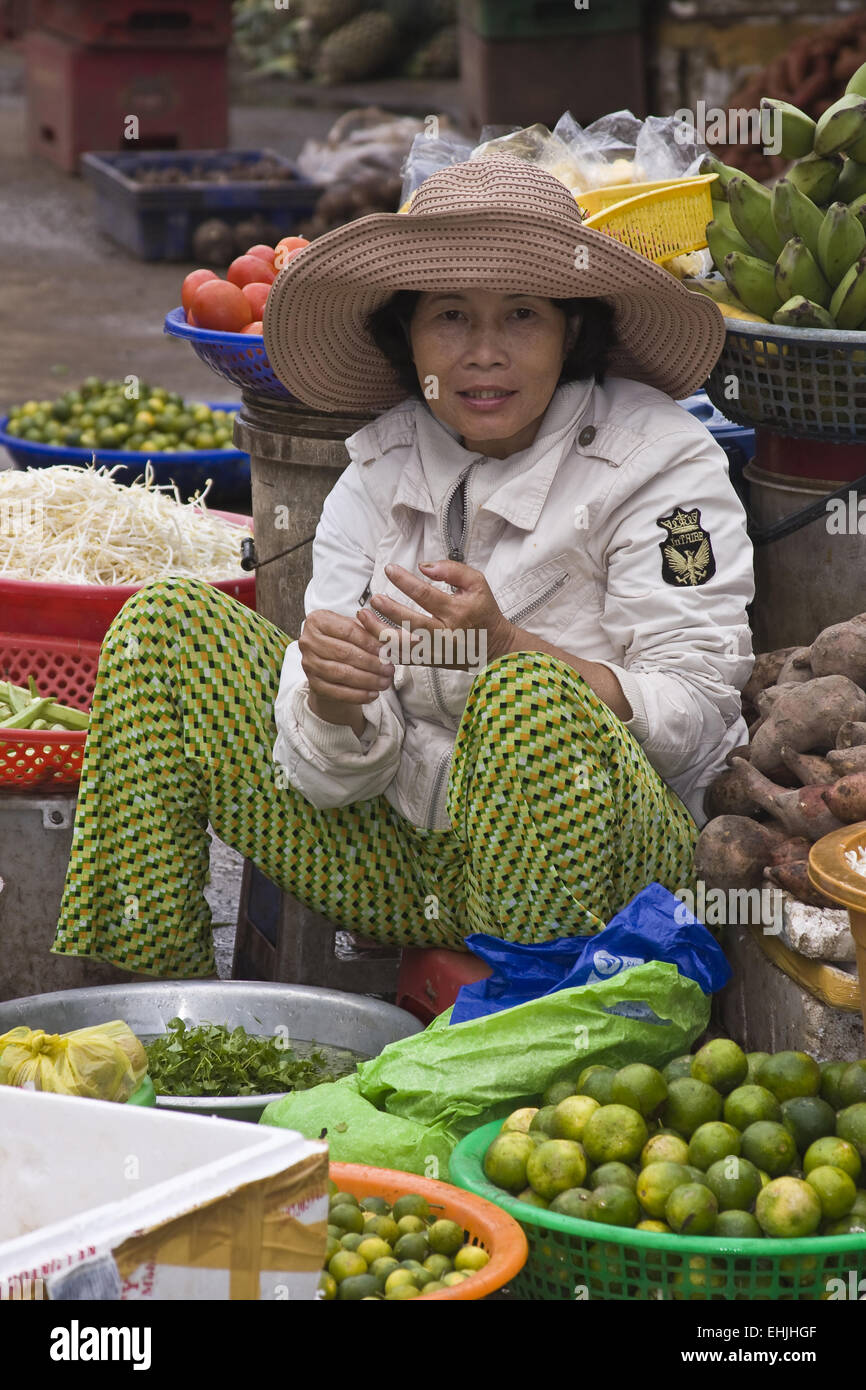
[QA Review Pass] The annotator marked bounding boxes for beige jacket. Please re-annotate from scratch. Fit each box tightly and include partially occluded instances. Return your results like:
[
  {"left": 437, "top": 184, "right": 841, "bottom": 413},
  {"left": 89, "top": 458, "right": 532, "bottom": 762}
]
[{"left": 272, "top": 378, "right": 755, "bottom": 831}]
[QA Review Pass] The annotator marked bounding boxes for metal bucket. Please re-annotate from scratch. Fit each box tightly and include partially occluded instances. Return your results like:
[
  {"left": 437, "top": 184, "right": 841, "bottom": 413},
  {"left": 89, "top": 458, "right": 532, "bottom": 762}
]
[
  {"left": 743, "top": 461, "right": 866, "bottom": 651},
  {"left": 0, "top": 979, "right": 422, "bottom": 1122},
  {"left": 233, "top": 392, "right": 375, "bottom": 636}
]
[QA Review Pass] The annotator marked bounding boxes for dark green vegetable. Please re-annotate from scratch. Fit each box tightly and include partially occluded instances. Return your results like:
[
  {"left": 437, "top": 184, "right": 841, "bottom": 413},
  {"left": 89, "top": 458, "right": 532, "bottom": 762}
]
[{"left": 144, "top": 1017, "right": 355, "bottom": 1097}]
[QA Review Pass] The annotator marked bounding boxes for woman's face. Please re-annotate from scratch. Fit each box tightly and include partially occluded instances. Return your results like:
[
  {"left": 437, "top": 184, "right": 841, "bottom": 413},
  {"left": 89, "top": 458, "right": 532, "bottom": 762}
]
[{"left": 408, "top": 289, "right": 578, "bottom": 459}]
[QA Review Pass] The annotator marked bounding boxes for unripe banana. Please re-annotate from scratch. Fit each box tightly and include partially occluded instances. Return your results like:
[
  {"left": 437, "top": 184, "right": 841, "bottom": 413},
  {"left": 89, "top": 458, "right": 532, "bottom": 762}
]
[
  {"left": 848, "top": 128, "right": 866, "bottom": 163},
  {"left": 850, "top": 193, "right": 866, "bottom": 231},
  {"left": 683, "top": 276, "right": 750, "bottom": 313},
  {"left": 772, "top": 296, "right": 837, "bottom": 329},
  {"left": 706, "top": 218, "right": 753, "bottom": 270},
  {"left": 787, "top": 152, "right": 843, "bottom": 205},
  {"left": 846, "top": 60, "right": 866, "bottom": 100},
  {"left": 774, "top": 237, "right": 832, "bottom": 307},
  {"left": 699, "top": 153, "right": 740, "bottom": 201},
  {"left": 723, "top": 251, "right": 783, "bottom": 320},
  {"left": 817, "top": 202, "right": 866, "bottom": 286},
  {"left": 829, "top": 252, "right": 866, "bottom": 329},
  {"left": 814, "top": 94, "right": 866, "bottom": 157},
  {"left": 759, "top": 98, "right": 816, "bottom": 160},
  {"left": 727, "top": 176, "right": 784, "bottom": 263},
  {"left": 836, "top": 157, "right": 866, "bottom": 204},
  {"left": 772, "top": 179, "right": 825, "bottom": 260}
]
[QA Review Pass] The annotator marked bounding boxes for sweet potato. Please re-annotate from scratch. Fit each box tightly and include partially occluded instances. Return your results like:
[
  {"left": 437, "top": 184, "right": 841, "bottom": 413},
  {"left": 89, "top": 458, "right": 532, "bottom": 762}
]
[
  {"left": 821, "top": 771, "right": 866, "bottom": 824},
  {"left": 748, "top": 676, "right": 866, "bottom": 778},
  {"left": 836, "top": 720, "right": 866, "bottom": 749},
  {"left": 768, "top": 835, "right": 812, "bottom": 865},
  {"left": 779, "top": 746, "right": 835, "bottom": 785},
  {"left": 808, "top": 614, "right": 866, "bottom": 688},
  {"left": 704, "top": 764, "right": 764, "bottom": 818},
  {"left": 728, "top": 757, "right": 846, "bottom": 841},
  {"left": 694, "top": 815, "right": 784, "bottom": 892},
  {"left": 775, "top": 648, "right": 813, "bottom": 686},
  {"left": 764, "top": 859, "right": 837, "bottom": 908},
  {"left": 826, "top": 744, "right": 866, "bottom": 776},
  {"left": 741, "top": 647, "right": 798, "bottom": 709},
  {"left": 725, "top": 743, "right": 752, "bottom": 767}
]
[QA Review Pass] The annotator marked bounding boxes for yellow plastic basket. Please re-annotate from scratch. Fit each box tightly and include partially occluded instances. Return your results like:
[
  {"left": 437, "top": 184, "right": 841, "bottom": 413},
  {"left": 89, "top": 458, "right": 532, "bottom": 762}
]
[{"left": 578, "top": 174, "right": 717, "bottom": 265}]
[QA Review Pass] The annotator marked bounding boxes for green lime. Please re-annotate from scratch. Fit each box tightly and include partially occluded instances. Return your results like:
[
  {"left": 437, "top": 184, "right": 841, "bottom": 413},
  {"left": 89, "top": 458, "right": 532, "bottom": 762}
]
[
  {"left": 724, "top": 1084, "right": 782, "bottom": 1129},
  {"left": 529, "top": 1105, "right": 557, "bottom": 1135},
  {"left": 422, "top": 1254, "right": 452, "bottom": 1278},
  {"left": 338, "top": 1273, "right": 379, "bottom": 1300},
  {"left": 636, "top": 1219, "right": 671, "bottom": 1233},
  {"left": 852, "top": 1189, "right": 866, "bottom": 1219},
  {"left": 803, "top": 1135, "right": 860, "bottom": 1180},
  {"left": 820, "top": 1060, "right": 850, "bottom": 1110},
  {"left": 635, "top": 1161, "right": 690, "bottom": 1218},
  {"left": 705, "top": 1156, "right": 763, "bottom": 1212},
  {"left": 662, "top": 1078, "right": 722, "bottom": 1136},
  {"left": 757, "top": 1051, "right": 821, "bottom": 1102},
  {"left": 483, "top": 1131, "right": 535, "bottom": 1192},
  {"left": 394, "top": 1232, "right": 428, "bottom": 1263},
  {"left": 359, "top": 1196, "right": 389, "bottom": 1215},
  {"left": 805, "top": 1165, "right": 857, "bottom": 1220},
  {"left": 641, "top": 1132, "right": 690, "bottom": 1167},
  {"left": 364, "top": 1214, "right": 399, "bottom": 1244},
  {"left": 582, "top": 1104, "right": 648, "bottom": 1165},
  {"left": 682, "top": 1164, "right": 713, "bottom": 1187},
  {"left": 755, "top": 1177, "right": 822, "bottom": 1237},
  {"left": 589, "top": 1161, "right": 638, "bottom": 1191},
  {"left": 690, "top": 1038, "right": 748, "bottom": 1094},
  {"left": 688, "top": 1121, "right": 741, "bottom": 1170},
  {"left": 339, "top": 1232, "right": 364, "bottom": 1252},
  {"left": 576, "top": 1065, "right": 618, "bottom": 1106},
  {"left": 543, "top": 1078, "right": 578, "bottom": 1107},
  {"left": 822, "top": 1215, "right": 866, "bottom": 1235},
  {"left": 836, "top": 1102, "right": 866, "bottom": 1163},
  {"left": 548, "top": 1186, "right": 594, "bottom": 1218},
  {"left": 356, "top": 1236, "right": 392, "bottom": 1265},
  {"left": 589, "top": 1184, "right": 640, "bottom": 1227},
  {"left": 516, "top": 1187, "right": 550, "bottom": 1208},
  {"left": 551, "top": 1094, "right": 600, "bottom": 1141},
  {"left": 665, "top": 1182, "right": 719, "bottom": 1235},
  {"left": 740, "top": 1121, "right": 798, "bottom": 1177},
  {"left": 427, "top": 1220, "right": 464, "bottom": 1256},
  {"left": 501, "top": 1107, "right": 538, "bottom": 1133},
  {"left": 526, "top": 1139, "right": 588, "bottom": 1199},
  {"left": 395, "top": 1215, "right": 426, "bottom": 1236},
  {"left": 329, "top": 1204, "right": 364, "bottom": 1234},
  {"left": 611, "top": 1064, "right": 668, "bottom": 1118},
  {"left": 384, "top": 1269, "right": 417, "bottom": 1295},
  {"left": 745, "top": 1051, "right": 771, "bottom": 1084},
  {"left": 368, "top": 1256, "right": 399, "bottom": 1283},
  {"left": 714, "top": 1209, "right": 763, "bottom": 1238},
  {"left": 328, "top": 1249, "right": 367, "bottom": 1283},
  {"left": 780, "top": 1095, "right": 836, "bottom": 1153},
  {"left": 840, "top": 1061, "right": 866, "bottom": 1106},
  {"left": 324, "top": 1235, "right": 340, "bottom": 1261},
  {"left": 454, "top": 1245, "right": 489, "bottom": 1272}
]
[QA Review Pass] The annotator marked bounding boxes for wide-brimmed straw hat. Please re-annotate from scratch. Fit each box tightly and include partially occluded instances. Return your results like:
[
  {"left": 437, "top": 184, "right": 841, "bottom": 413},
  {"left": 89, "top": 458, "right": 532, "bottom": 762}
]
[{"left": 264, "top": 155, "right": 725, "bottom": 413}]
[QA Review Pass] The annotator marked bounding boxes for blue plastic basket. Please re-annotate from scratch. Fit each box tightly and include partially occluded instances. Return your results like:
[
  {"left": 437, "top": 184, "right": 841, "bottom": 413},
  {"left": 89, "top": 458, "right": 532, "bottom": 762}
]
[
  {"left": 164, "top": 306, "right": 292, "bottom": 399},
  {"left": 0, "top": 403, "right": 250, "bottom": 505}
]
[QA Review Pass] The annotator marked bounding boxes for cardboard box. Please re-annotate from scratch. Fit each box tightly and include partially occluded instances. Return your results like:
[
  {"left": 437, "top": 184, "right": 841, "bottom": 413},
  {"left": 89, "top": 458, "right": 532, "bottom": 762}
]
[{"left": 0, "top": 1089, "right": 328, "bottom": 1300}]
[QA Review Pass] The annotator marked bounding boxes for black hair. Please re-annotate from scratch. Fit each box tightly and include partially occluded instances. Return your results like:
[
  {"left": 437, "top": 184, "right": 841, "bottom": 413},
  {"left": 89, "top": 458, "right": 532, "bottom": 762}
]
[{"left": 364, "top": 289, "right": 618, "bottom": 400}]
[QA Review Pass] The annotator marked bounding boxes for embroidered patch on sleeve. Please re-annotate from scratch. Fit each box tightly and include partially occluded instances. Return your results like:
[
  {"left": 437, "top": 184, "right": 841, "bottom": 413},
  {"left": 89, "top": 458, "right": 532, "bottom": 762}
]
[{"left": 656, "top": 506, "right": 716, "bottom": 586}]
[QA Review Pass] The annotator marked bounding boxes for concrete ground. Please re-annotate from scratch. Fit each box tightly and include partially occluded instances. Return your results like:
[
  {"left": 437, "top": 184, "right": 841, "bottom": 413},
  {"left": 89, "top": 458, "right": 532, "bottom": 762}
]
[{"left": 0, "top": 45, "right": 461, "bottom": 980}]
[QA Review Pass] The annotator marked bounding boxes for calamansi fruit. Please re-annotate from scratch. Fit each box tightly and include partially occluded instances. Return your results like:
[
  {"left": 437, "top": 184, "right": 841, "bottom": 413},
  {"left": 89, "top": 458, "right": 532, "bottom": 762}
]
[
  {"left": 328, "top": 1250, "right": 367, "bottom": 1284},
  {"left": 690, "top": 1038, "right": 748, "bottom": 1094},
  {"left": 582, "top": 1104, "right": 648, "bottom": 1165},
  {"left": 454, "top": 1245, "right": 490, "bottom": 1272},
  {"left": 805, "top": 1165, "right": 857, "bottom": 1220},
  {"left": 427, "top": 1220, "right": 464, "bottom": 1256},
  {"left": 526, "top": 1139, "right": 588, "bottom": 1199},
  {"left": 755, "top": 1177, "right": 822, "bottom": 1238}
]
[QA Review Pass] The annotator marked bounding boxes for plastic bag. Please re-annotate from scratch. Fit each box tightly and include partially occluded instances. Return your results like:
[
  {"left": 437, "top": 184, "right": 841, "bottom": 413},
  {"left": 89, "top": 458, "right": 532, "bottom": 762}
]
[
  {"left": 260, "top": 962, "right": 709, "bottom": 1178},
  {"left": 0, "top": 1021, "right": 147, "bottom": 1102},
  {"left": 451, "top": 882, "right": 731, "bottom": 1024},
  {"left": 399, "top": 130, "right": 475, "bottom": 209}
]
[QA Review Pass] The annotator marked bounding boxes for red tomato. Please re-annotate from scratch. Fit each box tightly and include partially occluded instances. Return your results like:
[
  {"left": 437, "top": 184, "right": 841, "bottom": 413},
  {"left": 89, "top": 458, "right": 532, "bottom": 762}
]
[
  {"left": 182, "top": 268, "right": 218, "bottom": 313},
  {"left": 227, "top": 254, "right": 276, "bottom": 289},
  {"left": 241, "top": 282, "right": 270, "bottom": 320},
  {"left": 190, "top": 279, "right": 252, "bottom": 332},
  {"left": 273, "top": 236, "right": 310, "bottom": 271},
  {"left": 242, "top": 321, "right": 264, "bottom": 335},
  {"left": 246, "top": 244, "right": 275, "bottom": 264},
  {"left": 186, "top": 310, "right": 198, "bottom": 326}
]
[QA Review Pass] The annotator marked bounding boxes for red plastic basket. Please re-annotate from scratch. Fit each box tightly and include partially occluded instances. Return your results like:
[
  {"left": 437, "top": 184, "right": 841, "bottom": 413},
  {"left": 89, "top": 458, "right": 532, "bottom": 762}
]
[{"left": 0, "top": 634, "right": 100, "bottom": 789}]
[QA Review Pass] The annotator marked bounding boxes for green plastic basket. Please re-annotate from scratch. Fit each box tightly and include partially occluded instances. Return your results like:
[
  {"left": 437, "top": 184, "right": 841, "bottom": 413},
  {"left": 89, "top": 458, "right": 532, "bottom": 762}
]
[{"left": 450, "top": 1122, "right": 866, "bottom": 1302}]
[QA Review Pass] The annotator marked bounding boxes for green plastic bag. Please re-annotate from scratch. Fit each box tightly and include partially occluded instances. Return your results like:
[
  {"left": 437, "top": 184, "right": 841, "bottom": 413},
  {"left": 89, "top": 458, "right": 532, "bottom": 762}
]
[{"left": 260, "top": 962, "right": 709, "bottom": 1179}]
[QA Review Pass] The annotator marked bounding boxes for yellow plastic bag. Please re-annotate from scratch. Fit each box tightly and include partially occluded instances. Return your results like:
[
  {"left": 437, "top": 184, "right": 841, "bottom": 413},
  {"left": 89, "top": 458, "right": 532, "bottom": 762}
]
[{"left": 0, "top": 1020, "right": 147, "bottom": 1102}]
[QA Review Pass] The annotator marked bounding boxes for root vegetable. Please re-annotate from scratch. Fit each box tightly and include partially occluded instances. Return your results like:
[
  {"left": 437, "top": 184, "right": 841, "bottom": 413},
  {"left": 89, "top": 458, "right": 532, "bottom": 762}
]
[
  {"left": 779, "top": 746, "right": 836, "bottom": 785},
  {"left": 808, "top": 613, "right": 866, "bottom": 686},
  {"left": 748, "top": 675, "right": 866, "bottom": 778},
  {"left": 742, "top": 647, "right": 798, "bottom": 707},
  {"left": 694, "top": 815, "right": 789, "bottom": 891},
  {"left": 775, "top": 648, "right": 813, "bottom": 685},
  {"left": 821, "top": 771, "right": 866, "bottom": 823},
  {"left": 728, "top": 757, "right": 845, "bottom": 841},
  {"left": 704, "top": 764, "right": 764, "bottom": 818},
  {"left": 725, "top": 743, "right": 752, "bottom": 766},
  {"left": 836, "top": 720, "right": 866, "bottom": 748},
  {"left": 768, "top": 835, "right": 813, "bottom": 864},
  {"left": 764, "top": 859, "right": 837, "bottom": 908},
  {"left": 827, "top": 744, "right": 866, "bottom": 775}
]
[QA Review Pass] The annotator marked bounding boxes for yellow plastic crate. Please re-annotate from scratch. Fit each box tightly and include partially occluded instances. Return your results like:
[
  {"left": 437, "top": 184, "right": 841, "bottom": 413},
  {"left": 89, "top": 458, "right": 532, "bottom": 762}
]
[{"left": 578, "top": 174, "right": 717, "bottom": 265}]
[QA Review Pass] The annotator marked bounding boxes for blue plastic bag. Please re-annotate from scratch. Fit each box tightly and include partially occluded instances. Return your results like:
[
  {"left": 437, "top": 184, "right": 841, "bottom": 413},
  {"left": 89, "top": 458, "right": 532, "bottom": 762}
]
[{"left": 450, "top": 881, "right": 730, "bottom": 1024}]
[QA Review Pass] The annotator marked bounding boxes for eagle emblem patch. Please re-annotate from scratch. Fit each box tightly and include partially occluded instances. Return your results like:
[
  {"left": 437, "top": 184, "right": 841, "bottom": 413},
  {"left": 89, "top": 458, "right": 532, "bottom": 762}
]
[{"left": 656, "top": 506, "right": 715, "bottom": 587}]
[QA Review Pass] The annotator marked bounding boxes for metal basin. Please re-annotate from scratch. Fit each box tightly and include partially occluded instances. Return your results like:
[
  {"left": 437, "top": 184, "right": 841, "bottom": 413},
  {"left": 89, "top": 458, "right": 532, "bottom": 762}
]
[{"left": 0, "top": 980, "right": 422, "bottom": 1123}]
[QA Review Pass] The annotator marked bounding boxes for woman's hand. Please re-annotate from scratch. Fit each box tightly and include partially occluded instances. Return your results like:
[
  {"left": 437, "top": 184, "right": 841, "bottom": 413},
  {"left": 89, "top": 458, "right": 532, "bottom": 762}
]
[
  {"left": 299, "top": 609, "right": 394, "bottom": 728},
  {"left": 356, "top": 560, "right": 516, "bottom": 668}
]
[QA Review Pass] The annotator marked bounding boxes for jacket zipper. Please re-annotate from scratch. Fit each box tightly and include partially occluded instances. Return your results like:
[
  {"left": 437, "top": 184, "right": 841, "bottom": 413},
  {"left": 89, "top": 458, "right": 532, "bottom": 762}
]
[{"left": 507, "top": 572, "right": 570, "bottom": 627}]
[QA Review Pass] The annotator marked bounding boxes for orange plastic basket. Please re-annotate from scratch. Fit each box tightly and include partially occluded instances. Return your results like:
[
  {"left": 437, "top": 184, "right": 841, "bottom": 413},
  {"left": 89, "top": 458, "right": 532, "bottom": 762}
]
[
  {"left": 0, "top": 633, "right": 99, "bottom": 789},
  {"left": 328, "top": 1162, "right": 528, "bottom": 1301}
]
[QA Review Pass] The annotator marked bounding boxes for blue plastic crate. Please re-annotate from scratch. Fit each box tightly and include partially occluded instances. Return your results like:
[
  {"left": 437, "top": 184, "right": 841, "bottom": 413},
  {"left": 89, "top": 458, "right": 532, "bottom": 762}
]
[
  {"left": 81, "top": 149, "right": 319, "bottom": 261},
  {"left": 0, "top": 404, "right": 250, "bottom": 506},
  {"left": 678, "top": 390, "right": 755, "bottom": 497}
]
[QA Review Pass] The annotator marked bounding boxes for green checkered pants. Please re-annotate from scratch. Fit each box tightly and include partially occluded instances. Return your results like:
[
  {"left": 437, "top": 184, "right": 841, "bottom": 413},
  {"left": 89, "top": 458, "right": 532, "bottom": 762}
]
[{"left": 52, "top": 578, "right": 699, "bottom": 978}]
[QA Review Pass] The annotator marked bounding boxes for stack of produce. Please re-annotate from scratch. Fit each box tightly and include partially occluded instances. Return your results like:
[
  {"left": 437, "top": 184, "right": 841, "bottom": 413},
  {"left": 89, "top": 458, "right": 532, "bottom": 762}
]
[
  {"left": 180, "top": 237, "right": 309, "bottom": 333},
  {"left": 483, "top": 1041, "right": 866, "bottom": 1242},
  {"left": 686, "top": 61, "right": 866, "bottom": 329},
  {"left": 4, "top": 379, "right": 236, "bottom": 454},
  {"left": 320, "top": 1186, "right": 489, "bottom": 1300},
  {"left": 714, "top": 13, "right": 866, "bottom": 185},
  {"left": 0, "top": 676, "right": 88, "bottom": 733},
  {"left": 299, "top": 170, "right": 403, "bottom": 239},
  {"left": 696, "top": 613, "right": 866, "bottom": 906}
]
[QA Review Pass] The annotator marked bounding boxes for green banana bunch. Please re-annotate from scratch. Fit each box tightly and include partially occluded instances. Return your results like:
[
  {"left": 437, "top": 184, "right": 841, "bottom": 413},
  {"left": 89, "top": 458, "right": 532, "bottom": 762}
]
[
  {"left": 787, "top": 152, "right": 843, "bottom": 205},
  {"left": 850, "top": 193, "right": 866, "bottom": 231},
  {"left": 847, "top": 60, "right": 866, "bottom": 99},
  {"left": 774, "top": 237, "right": 832, "bottom": 307},
  {"left": 727, "top": 175, "right": 784, "bottom": 262},
  {"left": 772, "top": 296, "right": 837, "bottom": 329},
  {"left": 772, "top": 178, "right": 825, "bottom": 260},
  {"left": 759, "top": 97, "right": 816, "bottom": 160},
  {"left": 814, "top": 94, "right": 866, "bottom": 157},
  {"left": 706, "top": 217, "right": 752, "bottom": 268},
  {"left": 817, "top": 202, "right": 866, "bottom": 286},
  {"left": 837, "top": 158, "right": 866, "bottom": 204},
  {"left": 829, "top": 251, "right": 866, "bottom": 330},
  {"left": 723, "top": 251, "right": 783, "bottom": 320},
  {"left": 699, "top": 153, "right": 739, "bottom": 201}
]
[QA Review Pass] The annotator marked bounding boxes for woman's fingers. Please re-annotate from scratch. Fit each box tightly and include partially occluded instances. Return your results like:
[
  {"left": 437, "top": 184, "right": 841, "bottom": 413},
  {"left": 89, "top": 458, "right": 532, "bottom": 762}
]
[
  {"left": 303, "top": 648, "right": 392, "bottom": 694},
  {"left": 305, "top": 676, "right": 385, "bottom": 705},
  {"left": 302, "top": 627, "right": 393, "bottom": 677}
]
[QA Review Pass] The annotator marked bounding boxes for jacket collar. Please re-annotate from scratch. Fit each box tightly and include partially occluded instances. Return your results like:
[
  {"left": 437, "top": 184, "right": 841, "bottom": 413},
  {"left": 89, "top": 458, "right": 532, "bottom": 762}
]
[{"left": 346, "top": 380, "right": 595, "bottom": 534}]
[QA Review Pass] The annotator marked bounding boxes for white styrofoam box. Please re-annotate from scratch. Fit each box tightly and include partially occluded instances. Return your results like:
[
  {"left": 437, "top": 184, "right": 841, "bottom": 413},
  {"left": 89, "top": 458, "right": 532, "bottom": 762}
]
[{"left": 0, "top": 1088, "right": 328, "bottom": 1300}]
